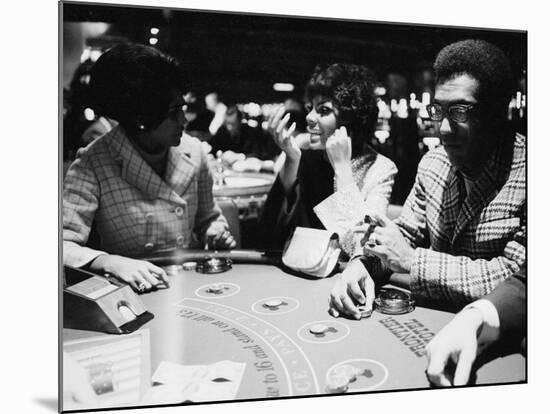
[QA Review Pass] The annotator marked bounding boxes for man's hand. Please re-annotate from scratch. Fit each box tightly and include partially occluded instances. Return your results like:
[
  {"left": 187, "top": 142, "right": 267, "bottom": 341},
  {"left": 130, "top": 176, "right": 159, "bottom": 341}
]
[
  {"left": 90, "top": 254, "right": 169, "bottom": 292},
  {"left": 328, "top": 259, "right": 375, "bottom": 320},
  {"left": 425, "top": 308, "right": 484, "bottom": 386},
  {"left": 206, "top": 222, "right": 237, "bottom": 250},
  {"left": 360, "top": 212, "right": 415, "bottom": 273}
]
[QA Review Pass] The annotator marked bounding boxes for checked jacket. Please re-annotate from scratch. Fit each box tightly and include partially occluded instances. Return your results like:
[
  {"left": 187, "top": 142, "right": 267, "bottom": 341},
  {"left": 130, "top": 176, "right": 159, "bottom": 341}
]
[
  {"left": 63, "top": 127, "right": 227, "bottom": 268},
  {"left": 366, "top": 132, "right": 526, "bottom": 304}
]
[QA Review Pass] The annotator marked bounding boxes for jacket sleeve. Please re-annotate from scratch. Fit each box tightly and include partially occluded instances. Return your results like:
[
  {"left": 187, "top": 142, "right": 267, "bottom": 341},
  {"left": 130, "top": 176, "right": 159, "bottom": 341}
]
[
  {"left": 314, "top": 156, "right": 398, "bottom": 257},
  {"left": 484, "top": 267, "right": 526, "bottom": 342},
  {"left": 63, "top": 156, "right": 108, "bottom": 267},
  {"left": 314, "top": 157, "right": 397, "bottom": 232},
  {"left": 409, "top": 209, "right": 525, "bottom": 303}
]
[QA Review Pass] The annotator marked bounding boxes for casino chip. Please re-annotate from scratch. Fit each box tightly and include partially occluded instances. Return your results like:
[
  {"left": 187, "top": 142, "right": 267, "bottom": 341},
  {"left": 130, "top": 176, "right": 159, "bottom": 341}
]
[
  {"left": 309, "top": 324, "right": 328, "bottom": 335},
  {"left": 182, "top": 261, "right": 197, "bottom": 271},
  {"left": 264, "top": 299, "right": 283, "bottom": 307},
  {"left": 165, "top": 265, "right": 182, "bottom": 276},
  {"left": 332, "top": 364, "right": 360, "bottom": 383},
  {"left": 356, "top": 305, "right": 373, "bottom": 319},
  {"left": 326, "top": 372, "right": 349, "bottom": 394},
  {"left": 207, "top": 283, "right": 224, "bottom": 294},
  {"left": 195, "top": 256, "right": 232, "bottom": 274}
]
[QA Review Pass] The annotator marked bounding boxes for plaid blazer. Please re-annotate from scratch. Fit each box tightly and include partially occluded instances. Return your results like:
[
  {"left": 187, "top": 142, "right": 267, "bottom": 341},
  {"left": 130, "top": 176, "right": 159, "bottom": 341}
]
[
  {"left": 368, "top": 132, "right": 526, "bottom": 304},
  {"left": 63, "top": 127, "right": 226, "bottom": 267}
]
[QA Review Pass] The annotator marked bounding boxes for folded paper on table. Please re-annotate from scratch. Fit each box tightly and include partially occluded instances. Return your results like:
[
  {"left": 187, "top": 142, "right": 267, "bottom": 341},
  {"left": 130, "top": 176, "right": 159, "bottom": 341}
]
[
  {"left": 282, "top": 227, "right": 340, "bottom": 278},
  {"left": 63, "top": 330, "right": 151, "bottom": 410},
  {"left": 144, "top": 360, "right": 247, "bottom": 403}
]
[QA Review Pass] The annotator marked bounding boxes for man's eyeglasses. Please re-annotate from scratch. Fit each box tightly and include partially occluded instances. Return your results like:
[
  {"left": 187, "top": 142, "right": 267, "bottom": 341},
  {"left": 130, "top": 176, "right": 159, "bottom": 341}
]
[{"left": 426, "top": 103, "right": 475, "bottom": 123}]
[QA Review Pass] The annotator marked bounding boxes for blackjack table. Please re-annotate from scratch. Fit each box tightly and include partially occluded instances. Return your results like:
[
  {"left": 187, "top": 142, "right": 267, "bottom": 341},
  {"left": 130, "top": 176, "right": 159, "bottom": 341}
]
[{"left": 63, "top": 250, "right": 525, "bottom": 405}]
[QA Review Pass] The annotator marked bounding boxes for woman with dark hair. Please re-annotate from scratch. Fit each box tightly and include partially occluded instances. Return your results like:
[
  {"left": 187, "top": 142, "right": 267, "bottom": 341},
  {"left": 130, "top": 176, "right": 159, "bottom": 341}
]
[
  {"left": 63, "top": 44, "right": 236, "bottom": 292},
  {"left": 261, "top": 63, "right": 397, "bottom": 255}
]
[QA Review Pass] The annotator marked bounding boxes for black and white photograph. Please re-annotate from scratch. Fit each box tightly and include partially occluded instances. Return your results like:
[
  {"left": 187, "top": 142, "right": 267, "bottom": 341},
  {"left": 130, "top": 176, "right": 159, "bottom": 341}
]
[
  {"left": 8, "top": 0, "right": 550, "bottom": 412},
  {"left": 57, "top": 0, "right": 531, "bottom": 412}
]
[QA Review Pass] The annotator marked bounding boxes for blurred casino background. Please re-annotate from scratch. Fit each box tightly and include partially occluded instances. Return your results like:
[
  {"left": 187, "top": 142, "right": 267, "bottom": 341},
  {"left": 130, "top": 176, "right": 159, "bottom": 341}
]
[{"left": 62, "top": 2, "right": 527, "bottom": 248}]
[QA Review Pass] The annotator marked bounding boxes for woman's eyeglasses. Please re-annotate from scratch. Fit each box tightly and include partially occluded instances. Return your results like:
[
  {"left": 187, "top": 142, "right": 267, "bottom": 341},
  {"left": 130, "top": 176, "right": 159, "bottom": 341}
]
[{"left": 426, "top": 103, "right": 475, "bottom": 123}]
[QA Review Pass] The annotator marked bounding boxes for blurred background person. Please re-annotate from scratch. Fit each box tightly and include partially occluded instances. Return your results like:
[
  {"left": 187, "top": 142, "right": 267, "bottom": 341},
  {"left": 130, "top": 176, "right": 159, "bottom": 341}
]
[
  {"left": 63, "top": 59, "right": 96, "bottom": 162},
  {"left": 205, "top": 92, "right": 227, "bottom": 136},
  {"left": 385, "top": 72, "right": 422, "bottom": 205},
  {"left": 209, "top": 105, "right": 278, "bottom": 160},
  {"left": 183, "top": 90, "right": 214, "bottom": 142},
  {"left": 81, "top": 115, "right": 118, "bottom": 145}
]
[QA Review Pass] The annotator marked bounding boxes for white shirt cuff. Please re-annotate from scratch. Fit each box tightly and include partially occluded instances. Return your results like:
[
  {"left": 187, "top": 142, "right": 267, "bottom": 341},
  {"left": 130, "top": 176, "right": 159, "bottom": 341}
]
[{"left": 464, "top": 299, "right": 501, "bottom": 346}]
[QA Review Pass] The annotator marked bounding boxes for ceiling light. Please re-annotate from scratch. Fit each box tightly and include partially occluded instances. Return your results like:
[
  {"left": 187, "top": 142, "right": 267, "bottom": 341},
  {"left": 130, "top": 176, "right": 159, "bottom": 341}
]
[{"left": 273, "top": 83, "right": 295, "bottom": 92}]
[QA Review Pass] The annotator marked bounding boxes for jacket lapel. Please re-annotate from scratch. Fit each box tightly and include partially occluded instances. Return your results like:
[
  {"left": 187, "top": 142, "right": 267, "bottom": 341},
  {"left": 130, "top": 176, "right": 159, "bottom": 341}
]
[
  {"left": 451, "top": 151, "right": 501, "bottom": 246},
  {"left": 439, "top": 168, "right": 462, "bottom": 243},
  {"left": 164, "top": 143, "right": 197, "bottom": 199},
  {"left": 106, "top": 126, "right": 183, "bottom": 202}
]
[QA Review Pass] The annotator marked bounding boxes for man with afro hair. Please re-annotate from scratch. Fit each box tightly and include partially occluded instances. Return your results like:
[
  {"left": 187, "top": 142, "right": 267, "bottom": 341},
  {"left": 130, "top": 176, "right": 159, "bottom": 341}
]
[{"left": 329, "top": 40, "right": 525, "bottom": 322}]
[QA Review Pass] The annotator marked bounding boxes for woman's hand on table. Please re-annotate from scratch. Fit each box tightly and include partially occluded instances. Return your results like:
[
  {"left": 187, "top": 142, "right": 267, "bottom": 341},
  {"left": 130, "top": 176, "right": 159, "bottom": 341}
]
[
  {"left": 89, "top": 254, "right": 169, "bottom": 292},
  {"left": 328, "top": 258, "right": 375, "bottom": 320},
  {"left": 206, "top": 222, "right": 237, "bottom": 250},
  {"left": 268, "top": 105, "right": 300, "bottom": 163}
]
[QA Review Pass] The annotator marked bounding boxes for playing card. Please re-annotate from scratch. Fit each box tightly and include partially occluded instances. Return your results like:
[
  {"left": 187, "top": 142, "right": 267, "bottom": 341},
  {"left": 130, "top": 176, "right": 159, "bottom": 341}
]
[{"left": 150, "top": 360, "right": 246, "bottom": 402}]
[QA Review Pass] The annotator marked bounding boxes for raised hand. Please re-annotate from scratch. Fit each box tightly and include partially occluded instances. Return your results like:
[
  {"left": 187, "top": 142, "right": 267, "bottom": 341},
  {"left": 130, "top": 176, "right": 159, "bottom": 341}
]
[
  {"left": 206, "top": 221, "right": 237, "bottom": 250},
  {"left": 267, "top": 105, "right": 300, "bottom": 162},
  {"left": 326, "top": 126, "right": 352, "bottom": 171}
]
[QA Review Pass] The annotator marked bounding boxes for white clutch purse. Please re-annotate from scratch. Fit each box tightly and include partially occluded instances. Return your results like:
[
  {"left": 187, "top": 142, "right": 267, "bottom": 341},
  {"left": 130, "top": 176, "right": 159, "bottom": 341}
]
[{"left": 282, "top": 227, "right": 341, "bottom": 278}]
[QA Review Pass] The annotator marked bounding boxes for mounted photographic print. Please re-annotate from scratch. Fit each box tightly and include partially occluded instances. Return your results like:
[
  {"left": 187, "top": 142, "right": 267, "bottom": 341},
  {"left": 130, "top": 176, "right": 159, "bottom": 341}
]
[{"left": 60, "top": 0, "right": 527, "bottom": 411}]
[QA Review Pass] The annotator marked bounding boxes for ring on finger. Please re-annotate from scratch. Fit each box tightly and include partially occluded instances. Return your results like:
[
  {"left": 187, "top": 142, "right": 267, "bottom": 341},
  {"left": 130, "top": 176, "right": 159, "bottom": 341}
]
[
  {"left": 368, "top": 234, "right": 378, "bottom": 246},
  {"left": 138, "top": 282, "right": 146, "bottom": 291}
]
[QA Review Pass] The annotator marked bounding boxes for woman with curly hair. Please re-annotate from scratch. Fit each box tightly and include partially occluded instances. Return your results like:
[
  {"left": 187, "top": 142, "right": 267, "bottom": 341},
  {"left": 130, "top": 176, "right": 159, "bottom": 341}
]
[{"left": 260, "top": 63, "right": 397, "bottom": 255}]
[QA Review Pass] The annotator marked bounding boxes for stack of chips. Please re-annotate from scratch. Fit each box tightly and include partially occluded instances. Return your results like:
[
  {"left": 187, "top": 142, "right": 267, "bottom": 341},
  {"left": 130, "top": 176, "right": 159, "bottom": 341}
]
[
  {"left": 165, "top": 265, "right": 182, "bottom": 276},
  {"left": 326, "top": 364, "right": 360, "bottom": 393},
  {"left": 182, "top": 262, "right": 197, "bottom": 271},
  {"left": 264, "top": 299, "right": 282, "bottom": 307},
  {"left": 356, "top": 305, "right": 373, "bottom": 319},
  {"left": 207, "top": 283, "right": 224, "bottom": 294},
  {"left": 309, "top": 324, "right": 329, "bottom": 335}
]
